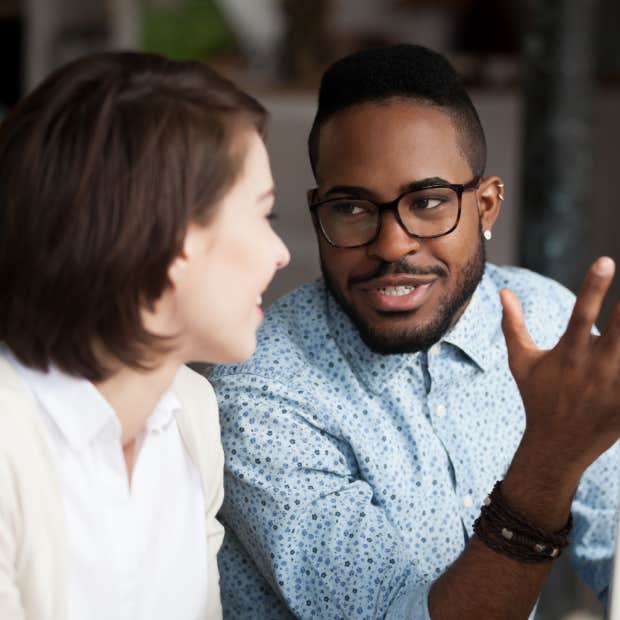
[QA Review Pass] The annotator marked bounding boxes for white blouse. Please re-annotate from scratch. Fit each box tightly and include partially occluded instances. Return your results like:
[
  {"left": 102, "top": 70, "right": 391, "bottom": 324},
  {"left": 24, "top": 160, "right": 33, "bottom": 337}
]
[{"left": 7, "top": 353, "right": 208, "bottom": 620}]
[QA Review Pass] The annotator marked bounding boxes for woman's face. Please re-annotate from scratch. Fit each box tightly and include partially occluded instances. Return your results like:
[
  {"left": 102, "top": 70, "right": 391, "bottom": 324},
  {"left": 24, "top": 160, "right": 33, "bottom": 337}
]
[{"left": 167, "top": 131, "right": 290, "bottom": 364}]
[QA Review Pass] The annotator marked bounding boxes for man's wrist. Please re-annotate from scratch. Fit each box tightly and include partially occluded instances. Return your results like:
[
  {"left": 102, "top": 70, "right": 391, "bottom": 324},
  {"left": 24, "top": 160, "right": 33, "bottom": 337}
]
[{"left": 501, "top": 438, "right": 581, "bottom": 531}]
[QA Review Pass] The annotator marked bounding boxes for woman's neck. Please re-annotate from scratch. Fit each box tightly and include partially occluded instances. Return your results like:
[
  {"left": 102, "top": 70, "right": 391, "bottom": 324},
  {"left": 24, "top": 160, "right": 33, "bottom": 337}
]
[
  {"left": 94, "top": 358, "right": 181, "bottom": 447},
  {"left": 94, "top": 358, "right": 181, "bottom": 483}
]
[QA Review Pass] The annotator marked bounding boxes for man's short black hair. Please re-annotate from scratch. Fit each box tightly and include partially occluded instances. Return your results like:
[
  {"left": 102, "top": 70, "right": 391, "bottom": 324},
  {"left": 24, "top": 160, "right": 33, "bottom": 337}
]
[{"left": 308, "top": 44, "right": 486, "bottom": 178}]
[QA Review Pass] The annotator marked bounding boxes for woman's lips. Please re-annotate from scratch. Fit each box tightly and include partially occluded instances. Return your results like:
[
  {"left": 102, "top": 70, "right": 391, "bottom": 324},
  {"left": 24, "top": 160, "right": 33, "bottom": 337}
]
[{"left": 358, "top": 280, "right": 435, "bottom": 312}]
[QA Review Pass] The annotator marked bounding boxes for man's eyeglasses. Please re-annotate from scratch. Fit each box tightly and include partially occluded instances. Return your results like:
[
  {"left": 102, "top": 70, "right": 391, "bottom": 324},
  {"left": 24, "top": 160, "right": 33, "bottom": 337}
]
[{"left": 308, "top": 178, "right": 480, "bottom": 249}]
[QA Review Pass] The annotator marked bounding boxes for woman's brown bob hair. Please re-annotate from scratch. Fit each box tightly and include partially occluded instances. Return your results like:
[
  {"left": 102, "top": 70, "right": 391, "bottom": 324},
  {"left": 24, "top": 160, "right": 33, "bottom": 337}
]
[{"left": 0, "top": 51, "right": 266, "bottom": 381}]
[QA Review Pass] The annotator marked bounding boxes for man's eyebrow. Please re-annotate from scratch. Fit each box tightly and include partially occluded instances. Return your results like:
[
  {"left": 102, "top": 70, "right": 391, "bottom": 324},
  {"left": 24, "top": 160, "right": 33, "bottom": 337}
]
[
  {"left": 322, "top": 185, "right": 372, "bottom": 199},
  {"left": 402, "top": 177, "right": 451, "bottom": 193},
  {"left": 321, "top": 177, "right": 451, "bottom": 200}
]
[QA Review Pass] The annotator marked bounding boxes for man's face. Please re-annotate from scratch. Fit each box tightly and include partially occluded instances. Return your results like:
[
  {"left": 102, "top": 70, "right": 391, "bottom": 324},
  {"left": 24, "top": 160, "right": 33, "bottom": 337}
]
[{"left": 312, "top": 100, "right": 500, "bottom": 354}]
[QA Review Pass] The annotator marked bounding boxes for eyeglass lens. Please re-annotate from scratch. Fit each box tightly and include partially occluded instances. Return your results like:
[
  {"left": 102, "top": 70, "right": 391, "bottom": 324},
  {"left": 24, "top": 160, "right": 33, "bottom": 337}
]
[{"left": 317, "top": 186, "right": 461, "bottom": 247}]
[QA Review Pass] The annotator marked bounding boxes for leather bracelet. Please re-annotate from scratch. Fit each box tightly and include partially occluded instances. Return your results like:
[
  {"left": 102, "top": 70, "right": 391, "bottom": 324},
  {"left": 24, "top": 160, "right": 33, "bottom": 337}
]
[{"left": 473, "top": 480, "right": 572, "bottom": 563}]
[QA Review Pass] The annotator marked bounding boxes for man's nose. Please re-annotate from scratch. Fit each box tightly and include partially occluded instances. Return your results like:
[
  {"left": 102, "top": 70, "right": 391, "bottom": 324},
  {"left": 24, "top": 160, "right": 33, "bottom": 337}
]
[{"left": 366, "top": 211, "right": 421, "bottom": 263}]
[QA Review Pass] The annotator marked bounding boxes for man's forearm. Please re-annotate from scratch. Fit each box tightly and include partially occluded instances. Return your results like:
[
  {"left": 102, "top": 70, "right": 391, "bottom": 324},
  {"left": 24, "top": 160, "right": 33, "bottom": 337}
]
[
  {"left": 428, "top": 536, "right": 550, "bottom": 620},
  {"left": 428, "top": 440, "right": 580, "bottom": 620}
]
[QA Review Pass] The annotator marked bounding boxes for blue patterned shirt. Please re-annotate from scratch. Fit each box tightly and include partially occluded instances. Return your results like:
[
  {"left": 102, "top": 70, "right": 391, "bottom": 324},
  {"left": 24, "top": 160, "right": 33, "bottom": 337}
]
[{"left": 210, "top": 264, "right": 619, "bottom": 619}]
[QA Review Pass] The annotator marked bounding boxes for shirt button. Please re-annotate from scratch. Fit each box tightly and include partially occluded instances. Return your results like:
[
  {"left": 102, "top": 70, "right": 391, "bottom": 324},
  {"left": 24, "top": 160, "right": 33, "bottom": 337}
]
[
  {"left": 429, "top": 343, "right": 441, "bottom": 357},
  {"left": 463, "top": 494, "right": 473, "bottom": 508},
  {"left": 435, "top": 403, "right": 446, "bottom": 418}
]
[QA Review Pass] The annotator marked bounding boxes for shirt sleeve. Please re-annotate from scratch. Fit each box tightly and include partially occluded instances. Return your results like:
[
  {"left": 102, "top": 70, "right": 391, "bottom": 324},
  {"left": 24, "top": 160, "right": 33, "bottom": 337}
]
[
  {"left": 205, "top": 439, "right": 225, "bottom": 620},
  {"left": 526, "top": 275, "right": 620, "bottom": 608},
  {"left": 569, "top": 439, "right": 620, "bottom": 610},
  {"left": 215, "top": 373, "right": 434, "bottom": 620},
  {"left": 0, "top": 460, "right": 25, "bottom": 620}
]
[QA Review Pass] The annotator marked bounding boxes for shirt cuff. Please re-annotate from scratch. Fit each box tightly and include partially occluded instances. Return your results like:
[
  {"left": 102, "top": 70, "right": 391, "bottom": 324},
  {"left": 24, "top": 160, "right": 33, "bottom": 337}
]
[{"left": 386, "top": 581, "right": 432, "bottom": 620}]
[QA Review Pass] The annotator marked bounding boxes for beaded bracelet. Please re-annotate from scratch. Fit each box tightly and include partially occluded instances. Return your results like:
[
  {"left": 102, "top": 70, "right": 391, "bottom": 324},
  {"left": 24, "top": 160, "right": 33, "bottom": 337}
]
[{"left": 473, "top": 480, "right": 572, "bottom": 563}]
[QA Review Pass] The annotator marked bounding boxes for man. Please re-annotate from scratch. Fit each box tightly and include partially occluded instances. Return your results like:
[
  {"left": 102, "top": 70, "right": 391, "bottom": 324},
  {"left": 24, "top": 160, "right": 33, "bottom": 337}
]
[
  {"left": 210, "top": 45, "right": 620, "bottom": 619},
  {"left": 613, "top": 519, "right": 620, "bottom": 618}
]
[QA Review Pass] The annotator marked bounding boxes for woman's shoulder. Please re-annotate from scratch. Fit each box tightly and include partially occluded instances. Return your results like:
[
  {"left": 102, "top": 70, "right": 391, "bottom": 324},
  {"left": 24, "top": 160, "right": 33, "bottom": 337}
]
[
  {"left": 173, "top": 365, "right": 217, "bottom": 412},
  {"left": 0, "top": 357, "right": 44, "bottom": 456},
  {"left": 172, "top": 365, "right": 220, "bottom": 444},
  {"left": 0, "top": 357, "right": 57, "bottom": 523},
  {"left": 173, "top": 366, "right": 224, "bottom": 503}
]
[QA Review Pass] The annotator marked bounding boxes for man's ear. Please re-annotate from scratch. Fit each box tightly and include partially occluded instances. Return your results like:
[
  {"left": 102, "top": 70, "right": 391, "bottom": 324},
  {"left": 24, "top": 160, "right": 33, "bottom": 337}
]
[{"left": 476, "top": 175, "right": 504, "bottom": 234}]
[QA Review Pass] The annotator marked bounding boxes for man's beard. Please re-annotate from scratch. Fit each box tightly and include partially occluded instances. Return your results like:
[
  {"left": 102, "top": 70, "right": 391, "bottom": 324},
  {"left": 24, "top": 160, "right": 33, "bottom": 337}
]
[{"left": 321, "top": 233, "right": 486, "bottom": 354}]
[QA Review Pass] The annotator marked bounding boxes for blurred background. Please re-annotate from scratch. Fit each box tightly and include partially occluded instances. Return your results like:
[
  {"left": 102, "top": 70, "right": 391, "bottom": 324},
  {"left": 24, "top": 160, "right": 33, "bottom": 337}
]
[{"left": 0, "top": 1, "right": 618, "bottom": 617}]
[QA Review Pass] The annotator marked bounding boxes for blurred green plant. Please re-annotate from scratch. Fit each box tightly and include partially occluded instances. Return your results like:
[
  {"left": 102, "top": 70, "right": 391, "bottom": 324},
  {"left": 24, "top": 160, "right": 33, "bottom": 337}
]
[{"left": 142, "top": 0, "right": 236, "bottom": 60}]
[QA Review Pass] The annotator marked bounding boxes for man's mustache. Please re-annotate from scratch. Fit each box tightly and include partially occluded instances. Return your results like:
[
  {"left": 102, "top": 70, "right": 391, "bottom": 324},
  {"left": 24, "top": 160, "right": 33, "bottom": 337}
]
[{"left": 348, "top": 259, "right": 448, "bottom": 286}]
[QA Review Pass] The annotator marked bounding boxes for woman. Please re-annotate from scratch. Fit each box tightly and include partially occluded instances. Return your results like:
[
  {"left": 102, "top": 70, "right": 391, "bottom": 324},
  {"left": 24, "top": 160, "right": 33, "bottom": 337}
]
[{"left": 0, "top": 51, "right": 289, "bottom": 619}]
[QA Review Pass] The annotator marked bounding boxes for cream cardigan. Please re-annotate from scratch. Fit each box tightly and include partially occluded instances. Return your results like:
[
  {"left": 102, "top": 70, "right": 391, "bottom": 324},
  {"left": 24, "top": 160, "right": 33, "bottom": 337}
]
[{"left": 0, "top": 356, "right": 224, "bottom": 620}]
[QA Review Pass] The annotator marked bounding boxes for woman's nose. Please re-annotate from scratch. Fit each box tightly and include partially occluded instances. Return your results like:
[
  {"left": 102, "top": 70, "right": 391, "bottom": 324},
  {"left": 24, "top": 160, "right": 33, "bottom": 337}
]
[{"left": 275, "top": 233, "right": 291, "bottom": 270}]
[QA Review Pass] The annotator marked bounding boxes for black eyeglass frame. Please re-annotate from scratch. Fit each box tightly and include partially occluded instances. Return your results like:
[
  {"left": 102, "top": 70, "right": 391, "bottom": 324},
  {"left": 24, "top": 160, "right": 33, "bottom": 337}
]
[{"left": 308, "top": 177, "right": 481, "bottom": 249}]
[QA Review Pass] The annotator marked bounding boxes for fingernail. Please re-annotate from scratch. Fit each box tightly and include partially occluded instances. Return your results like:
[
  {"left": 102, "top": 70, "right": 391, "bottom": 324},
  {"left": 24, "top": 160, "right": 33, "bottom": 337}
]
[{"left": 593, "top": 256, "right": 615, "bottom": 275}]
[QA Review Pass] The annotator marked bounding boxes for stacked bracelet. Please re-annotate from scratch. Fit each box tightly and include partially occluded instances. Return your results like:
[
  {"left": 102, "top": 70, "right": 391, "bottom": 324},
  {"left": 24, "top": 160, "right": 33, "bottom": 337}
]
[{"left": 473, "top": 480, "right": 572, "bottom": 563}]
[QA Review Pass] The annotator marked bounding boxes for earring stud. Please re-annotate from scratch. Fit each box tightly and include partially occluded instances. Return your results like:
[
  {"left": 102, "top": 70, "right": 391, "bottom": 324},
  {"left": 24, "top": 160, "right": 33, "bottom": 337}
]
[
  {"left": 483, "top": 230, "right": 492, "bottom": 241},
  {"left": 498, "top": 193, "right": 504, "bottom": 201}
]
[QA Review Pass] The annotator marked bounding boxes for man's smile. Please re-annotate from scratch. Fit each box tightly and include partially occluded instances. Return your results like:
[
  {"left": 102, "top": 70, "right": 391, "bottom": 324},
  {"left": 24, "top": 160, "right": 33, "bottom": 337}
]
[{"left": 354, "top": 275, "right": 438, "bottom": 312}]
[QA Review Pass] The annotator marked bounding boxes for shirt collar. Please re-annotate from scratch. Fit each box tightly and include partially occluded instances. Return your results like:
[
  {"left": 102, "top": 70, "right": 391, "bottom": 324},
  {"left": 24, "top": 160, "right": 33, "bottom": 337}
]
[
  {"left": 7, "top": 352, "right": 182, "bottom": 450},
  {"left": 146, "top": 389, "right": 182, "bottom": 432},
  {"left": 324, "top": 265, "right": 502, "bottom": 393},
  {"left": 325, "top": 285, "right": 419, "bottom": 395},
  {"left": 442, "top": 268, "right": 503, "bottom": 372}
]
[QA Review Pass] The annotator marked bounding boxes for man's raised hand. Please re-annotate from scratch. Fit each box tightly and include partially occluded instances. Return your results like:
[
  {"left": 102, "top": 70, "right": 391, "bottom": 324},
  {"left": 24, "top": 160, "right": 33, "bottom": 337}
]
[{"left": 501, "top": 257, "right": 620, "bottom": 476}]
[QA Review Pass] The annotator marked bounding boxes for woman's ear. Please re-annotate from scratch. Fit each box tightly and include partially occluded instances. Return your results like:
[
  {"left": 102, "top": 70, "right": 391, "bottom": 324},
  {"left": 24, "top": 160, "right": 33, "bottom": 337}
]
[
  {"left": 476, "top": 176, "right": 504, "bottom": 235},
  {"left": 168, "top": 223, "right": 214, "bottom": 288},
  {"left": 167, "top": 225, "right": 200, "bottom": 288},
  {"left": 167, "top": 251, "right": 189, "bottom": 289}
]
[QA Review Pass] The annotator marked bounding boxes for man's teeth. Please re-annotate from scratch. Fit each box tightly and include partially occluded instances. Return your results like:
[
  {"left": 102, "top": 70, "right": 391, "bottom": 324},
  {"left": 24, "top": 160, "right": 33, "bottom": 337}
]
[
  {"left": 256, "top": 295, "right": 263, "bottom": 306},
  {"left": 379, "top": 285, "right": 416, "bottom": 296}
]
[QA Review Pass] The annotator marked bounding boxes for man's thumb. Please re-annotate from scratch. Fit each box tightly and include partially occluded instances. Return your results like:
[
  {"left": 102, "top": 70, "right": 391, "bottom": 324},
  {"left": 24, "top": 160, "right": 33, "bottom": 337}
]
[{"left": 500, "top": 289, "right": 537, "bottom": 376}]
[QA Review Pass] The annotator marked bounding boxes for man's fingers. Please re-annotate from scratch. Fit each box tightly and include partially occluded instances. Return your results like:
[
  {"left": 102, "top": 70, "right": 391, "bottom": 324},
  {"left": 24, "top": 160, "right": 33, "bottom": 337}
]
[
  {"left": 563, "top": 257, "right": 615, "bottom": 351},
  {"left": 501, "top": 289, "right": 537, "bottom": 377},
  {"left": 599, "top": 298, "right": 620, "bottom": 368}
]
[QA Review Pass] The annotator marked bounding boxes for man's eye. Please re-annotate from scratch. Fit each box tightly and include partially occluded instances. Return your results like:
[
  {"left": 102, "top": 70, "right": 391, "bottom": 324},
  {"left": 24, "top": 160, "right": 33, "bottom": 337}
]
[
  {"left": 332, "top": 202, "right": 369, "bottom": 215},
  {"left": 410, "top": 197, "right": 444, "bottom": 210}
]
